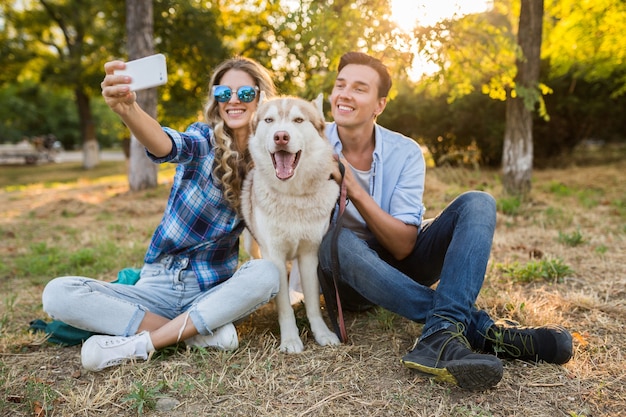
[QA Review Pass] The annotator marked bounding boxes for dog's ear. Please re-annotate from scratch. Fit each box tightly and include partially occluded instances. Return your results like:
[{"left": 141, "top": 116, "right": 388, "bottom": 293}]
[
  {"left": 313, "top": 93, "right": 324, "bottom": 118},
  {"left": 311, "top": 93, "right": 327, "bottom": 136},
  {"left": 259, "top": 90, "right": 267, "bottom": 106}
]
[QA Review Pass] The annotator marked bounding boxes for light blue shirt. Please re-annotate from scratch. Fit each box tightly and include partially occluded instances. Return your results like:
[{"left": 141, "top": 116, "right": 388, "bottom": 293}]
[{"left": 325, "top": 122, "right": 426, "bottom": 231}]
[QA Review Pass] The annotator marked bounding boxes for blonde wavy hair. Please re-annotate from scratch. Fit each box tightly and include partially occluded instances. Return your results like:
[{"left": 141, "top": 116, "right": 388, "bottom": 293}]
[{"left": 203, "top": 57, "right": 276, "bottom": 215}]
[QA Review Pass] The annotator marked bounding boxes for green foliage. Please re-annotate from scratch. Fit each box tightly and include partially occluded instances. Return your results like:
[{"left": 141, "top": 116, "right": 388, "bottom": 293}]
[
  {"left": 123, "top": 381, "right": 166, "bottom": 415},
  {"left": 0, "top": 295, "right": 16, "bottom": 335},
  {"left": 504, "top": 301, "right": 526, "bottom": 316},
  {"left": 0, "top": 259, "right": 7, "bottom": 282},
  {"left": 558, "top": 229, "right": 586, "bottom": 247},
  {"left": 0, "top": 79, "right": 127, "bottom": 149},
  {"left": 0, "top": 361, "right": 6, "bottom": 391},
  {"left": 368, "top": 307, "right": 398, "bottom": 332},
  {"left": 594, "top": 245, "right": 608, "bottom": 255},
  {"left": 411, "top": 0, "right": 626, "bottom": 164},
  {"left": 414, "top": 5, "right": 517, "bottom": 103},
  {"left": 534, "top": 75, "right": 626, "bottom": 164},
  {"left": 381, "top": 84, "right": 507, "bottom": 166},
  {"left": 24, "top": 377, "right": 59, "bottom": 416},
  {"left": 544, "top": 0, "right": 626, "bottom": 98},
  {"left": 496, "top": 258, "right": 574, "bottom": 283},
  {"left": 547, "top": 181, "right": 573, "bottom": 197},
  {"left": 542, "top": 206, "right": 569, "bottom": 228},
  {"left": 2, "top": 0, "right": 626, "bottom": 167},
  {"left": 10, "top": 239, "right": 144, "bottom": 284},
  {"left": 577, "top": 188, "right": 602, "bottom": 209},
  {"left": 0, "top": 81, "right": 77, "bottom": 145},
  {"left": 497, "top": 196, "right": 522, "bottom": 216},
  {"left": 152, "top": 0, "right": 232, "bottom": 129},
  {"left": 3, "top": 0, "right": 125, "bottom": 93},
  {"left": 0, "top": 161, "right": 127, "bottom": 190},
  {"left": 260, "top": 0, "right": 412, "bottom": 98},
  {"left": 612, "top": 197, "right": 626, "bottom": 219},
  {"left": 170, "top": 378, "right": 196, "bottom": 396}
]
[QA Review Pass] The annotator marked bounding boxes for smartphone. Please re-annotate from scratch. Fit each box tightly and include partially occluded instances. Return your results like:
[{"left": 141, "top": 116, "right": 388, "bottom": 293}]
[{"left": 114, "top": 53, "right": 168, "bottom": 91}]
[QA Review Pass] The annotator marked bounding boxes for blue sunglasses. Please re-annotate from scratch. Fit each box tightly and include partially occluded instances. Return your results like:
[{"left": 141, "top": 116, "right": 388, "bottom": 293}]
[{"left": 212, "top": 85, "right": 259, "bottom": 103}]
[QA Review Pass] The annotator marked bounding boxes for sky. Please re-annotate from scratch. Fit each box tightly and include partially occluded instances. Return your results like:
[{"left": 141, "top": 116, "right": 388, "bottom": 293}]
[
  {"left": 391, "top": 0, "right": 493, "bottom": 78},
  {"left": 391, "top": 0, "right": 492, "bottom": 30}
]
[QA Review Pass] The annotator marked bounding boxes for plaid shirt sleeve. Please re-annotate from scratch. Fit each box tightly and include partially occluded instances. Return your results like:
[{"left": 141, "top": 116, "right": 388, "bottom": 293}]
[{"left": 143, "top": 122, "right": 243, "bottom": 291}]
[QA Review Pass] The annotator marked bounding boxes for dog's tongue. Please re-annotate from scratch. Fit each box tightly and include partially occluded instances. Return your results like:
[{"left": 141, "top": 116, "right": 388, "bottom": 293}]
[{"left": 274, "top": 150, "right": 296, "bottom": 180}]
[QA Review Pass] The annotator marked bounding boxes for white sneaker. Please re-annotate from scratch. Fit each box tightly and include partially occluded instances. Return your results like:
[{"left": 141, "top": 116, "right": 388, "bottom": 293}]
[
  {"left": 81, "top": 331, "right": 154, "bottom": 372},
  {"left": 186, "top": 323, "right": 239, "bottom": 351}
]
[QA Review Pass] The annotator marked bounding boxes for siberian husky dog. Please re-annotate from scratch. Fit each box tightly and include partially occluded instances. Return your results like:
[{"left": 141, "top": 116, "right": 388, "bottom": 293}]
[{"left": 241, "top": 95, "right": 340, "bottom": 353}]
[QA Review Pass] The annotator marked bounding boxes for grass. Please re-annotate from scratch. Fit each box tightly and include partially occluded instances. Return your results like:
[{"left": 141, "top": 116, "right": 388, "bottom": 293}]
[
  {"left": 558, "top": 229, "right": 586, "bottom": 247},
  {"left": 1, "top": 148, "right": 625, "bottom": 416},
  {"left": 123, "top": 381, "right": 167, "bottom": 415},
  {"left": 496, "top": 258, "right": 574, "bottom": 283},
  {"left": 0, "top": 161, "right": 127, "bottom": 189}
]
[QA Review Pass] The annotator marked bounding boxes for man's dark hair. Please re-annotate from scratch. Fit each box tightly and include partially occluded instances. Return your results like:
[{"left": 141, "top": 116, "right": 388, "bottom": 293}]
[{"left": 338, "top": 52, "right": 392, "bottom": 98}]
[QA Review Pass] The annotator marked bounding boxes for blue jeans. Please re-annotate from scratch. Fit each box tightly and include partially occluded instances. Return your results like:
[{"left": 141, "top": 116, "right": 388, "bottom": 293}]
[
  {"left": 318, "top": 191, "right": 496, "bottom": 350},
  {"left": 43, "top": 258, "right": 279, "bottom": 337}
]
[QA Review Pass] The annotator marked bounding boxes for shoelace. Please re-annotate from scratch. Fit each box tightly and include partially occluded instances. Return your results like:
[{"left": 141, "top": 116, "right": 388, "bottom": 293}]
[
  {"left": 102, "top": 337, "right": 129, "bottom": 347},
  {"left": 488, "top": 328, "right": 536, "bottom": 358},
  {"left": 434, "top": 320, "right": 471, "bottom": 365}
]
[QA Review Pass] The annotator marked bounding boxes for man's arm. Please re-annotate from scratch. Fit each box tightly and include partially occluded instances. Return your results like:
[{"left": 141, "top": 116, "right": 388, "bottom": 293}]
[{"left": 336, "top": 157, "right": 418, "bottom": 260}]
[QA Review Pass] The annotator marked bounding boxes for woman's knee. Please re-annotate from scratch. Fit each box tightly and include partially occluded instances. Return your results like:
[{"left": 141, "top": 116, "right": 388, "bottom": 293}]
[
  {"left": 42, "top": 277, "right": 72, "bottom": 316},
  {"left": 42, "top": 276, "right": 91, "bottom": 316}
]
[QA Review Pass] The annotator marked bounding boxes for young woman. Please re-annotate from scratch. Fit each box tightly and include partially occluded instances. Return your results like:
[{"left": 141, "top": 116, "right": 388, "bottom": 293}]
[{"left": 42, "top": 57, "right": 280, "bottom": 372}]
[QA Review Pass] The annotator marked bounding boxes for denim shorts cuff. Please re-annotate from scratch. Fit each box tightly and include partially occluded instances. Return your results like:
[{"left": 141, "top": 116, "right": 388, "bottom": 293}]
[
  {"left": 187, "top": 309, "right": 212, "bottom": 336},
  {"left": 125, "top": 307, "right": 148, "bottom": 336}
]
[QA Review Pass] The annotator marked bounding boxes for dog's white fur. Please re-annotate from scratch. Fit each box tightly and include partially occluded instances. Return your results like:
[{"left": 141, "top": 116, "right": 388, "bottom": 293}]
[{"left": 241, "top": 95, "right": 340, "bottom": 353}]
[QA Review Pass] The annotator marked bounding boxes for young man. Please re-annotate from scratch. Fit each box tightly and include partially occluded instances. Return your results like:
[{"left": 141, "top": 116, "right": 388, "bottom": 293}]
[{"left": 318, "top": 52, "right": 572, "bottom": 391}]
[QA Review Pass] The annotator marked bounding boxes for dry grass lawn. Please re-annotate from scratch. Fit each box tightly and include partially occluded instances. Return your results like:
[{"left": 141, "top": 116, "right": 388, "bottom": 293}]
[{"left": 0, "top": 147, "right": 624, "bottom": 416}]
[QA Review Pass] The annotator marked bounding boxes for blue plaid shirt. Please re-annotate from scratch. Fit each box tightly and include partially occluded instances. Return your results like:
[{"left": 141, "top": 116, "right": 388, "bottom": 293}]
[{"left": 144, "top": 122, "right": 244, "bottom": 291}]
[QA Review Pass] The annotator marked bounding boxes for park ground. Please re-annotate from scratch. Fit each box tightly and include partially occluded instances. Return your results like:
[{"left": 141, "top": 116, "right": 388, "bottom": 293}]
[{"left": 0, "top": 145, "right": 625, "bottom": 416}]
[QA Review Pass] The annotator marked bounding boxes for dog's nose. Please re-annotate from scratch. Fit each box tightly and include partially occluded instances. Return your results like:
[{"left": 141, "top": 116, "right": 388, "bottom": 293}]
[{"left": 274, "top": 131, "right": 290, "bottom": 145}]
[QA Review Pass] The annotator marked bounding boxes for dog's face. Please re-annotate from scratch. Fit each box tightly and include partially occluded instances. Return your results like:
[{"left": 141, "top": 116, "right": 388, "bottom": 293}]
[{"left": 249, "top": 96, "right": 331, "bottom": 182}]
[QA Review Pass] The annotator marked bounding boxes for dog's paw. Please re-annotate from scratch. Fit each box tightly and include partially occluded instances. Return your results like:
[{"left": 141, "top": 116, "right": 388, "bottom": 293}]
[
  {"left": 314, "top": 329, "right": 341, "bottom": 347},
  {"left": 279, "top": 337, "right": 304, "bottom": 354},
  {"left": 310, "top": 318, "right": 341, "bottom": 347}
]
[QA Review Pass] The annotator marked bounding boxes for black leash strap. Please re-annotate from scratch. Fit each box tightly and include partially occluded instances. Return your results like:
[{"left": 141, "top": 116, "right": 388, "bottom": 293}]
[{"left": 320, "top": 160, "right": 348, "bottom": 343}]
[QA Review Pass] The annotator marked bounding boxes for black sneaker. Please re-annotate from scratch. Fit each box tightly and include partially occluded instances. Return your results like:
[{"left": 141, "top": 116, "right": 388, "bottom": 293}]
[
  {"left": 401, "top": 324, "right": 503, "bottom": 391},
  {"left": 484, "top": 320, "right": 573, "bottom": 364}
]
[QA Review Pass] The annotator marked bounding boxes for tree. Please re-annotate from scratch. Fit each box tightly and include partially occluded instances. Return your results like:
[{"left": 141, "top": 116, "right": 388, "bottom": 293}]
[
  {"left": 502, "top": 0, "right": 543, "bottom": 196},
  {"left": 0, "top": 0, "right": 125, "bottom": 168},
  {"left": 126, "top": 0, "right": 158, "bottom": 191},
  {"left": 543, "top": 0, "right": 626, "bottom": 98},
  {"left": 286, "top": 0, "right": 412, "bottom": 99},
  {"left": 408, "top": 3, "right": 525, "bottom": 167},
  {"left": 152, "top": 0, "right": 231, "bottom": 129},
  {"left": 212, "top": 0, "right": 411, "bottom": 100}
]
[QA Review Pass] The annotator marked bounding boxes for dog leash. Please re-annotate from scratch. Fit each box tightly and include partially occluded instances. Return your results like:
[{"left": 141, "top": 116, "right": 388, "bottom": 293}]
[{"left": 324, "top": 160, "right": 348, "bottom": 343}]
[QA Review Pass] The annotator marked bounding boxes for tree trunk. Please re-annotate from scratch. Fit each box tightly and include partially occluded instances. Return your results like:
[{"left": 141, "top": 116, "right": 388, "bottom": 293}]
[
  {"left": 502, "top": 0, "right": 544, "bottom": 197},
  {"left": 126, "top": 0, "right": 158, "bottom": 191},
  {"left": 75, "top": 87, "right": 100, "bottom": 169}
]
